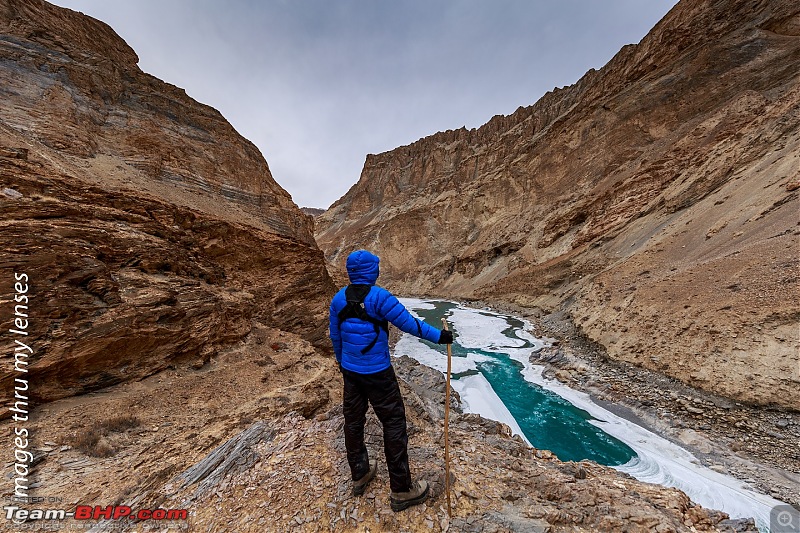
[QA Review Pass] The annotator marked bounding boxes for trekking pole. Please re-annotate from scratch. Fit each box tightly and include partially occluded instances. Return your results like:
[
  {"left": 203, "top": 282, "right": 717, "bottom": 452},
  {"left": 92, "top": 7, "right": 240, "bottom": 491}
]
[{"left": 441, "top": 318, "right": 453, "bottom": 518}]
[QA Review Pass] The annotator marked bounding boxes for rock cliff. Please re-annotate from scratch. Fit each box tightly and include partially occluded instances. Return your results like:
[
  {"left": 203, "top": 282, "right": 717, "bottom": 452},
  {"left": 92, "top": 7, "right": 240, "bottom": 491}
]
[
  {"left": 317, "top": 0, "right": 800, "bottom": 410},
  {"left": 0, "top": 0, "right": 335, "bottom": 406}
]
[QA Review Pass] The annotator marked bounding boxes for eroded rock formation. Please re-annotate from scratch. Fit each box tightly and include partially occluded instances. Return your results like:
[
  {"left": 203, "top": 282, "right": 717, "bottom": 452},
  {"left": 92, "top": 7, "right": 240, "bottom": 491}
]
[
  {"left": 317, "top": 0, "right": 800, "bottom": 409},
  {"left": 0, "top": 0, "right": 335, "bottom": 406}
]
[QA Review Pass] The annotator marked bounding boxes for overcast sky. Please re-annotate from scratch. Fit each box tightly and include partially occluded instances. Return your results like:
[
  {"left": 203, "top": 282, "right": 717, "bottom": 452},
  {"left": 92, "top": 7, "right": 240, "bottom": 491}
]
[{"left": 52, "top": 0, "right": 678, "bottom": 209}]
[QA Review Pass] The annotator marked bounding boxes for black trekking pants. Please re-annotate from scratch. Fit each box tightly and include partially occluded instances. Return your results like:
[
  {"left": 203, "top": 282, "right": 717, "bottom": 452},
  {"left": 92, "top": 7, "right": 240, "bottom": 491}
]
[{"left": 342, "top": 365, "right": 412, "bottom": 493}]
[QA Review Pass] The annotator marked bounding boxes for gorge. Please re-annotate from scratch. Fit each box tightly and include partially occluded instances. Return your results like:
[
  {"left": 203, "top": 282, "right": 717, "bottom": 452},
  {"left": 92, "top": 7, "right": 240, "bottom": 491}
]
[{"left": 0, "top": 0, "right": 797, "bottom": 531}]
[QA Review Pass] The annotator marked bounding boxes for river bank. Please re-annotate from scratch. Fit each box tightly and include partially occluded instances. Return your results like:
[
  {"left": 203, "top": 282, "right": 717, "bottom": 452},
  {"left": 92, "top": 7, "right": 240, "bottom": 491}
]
[{"left": 467, "top": 298, "right": 800, "bottom": 511}]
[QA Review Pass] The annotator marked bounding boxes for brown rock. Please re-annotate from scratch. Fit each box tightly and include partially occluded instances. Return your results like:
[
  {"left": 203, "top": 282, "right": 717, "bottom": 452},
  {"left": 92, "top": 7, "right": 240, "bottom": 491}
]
[{"left": 0, "top": 0, "right": 336, "bottom": 407}]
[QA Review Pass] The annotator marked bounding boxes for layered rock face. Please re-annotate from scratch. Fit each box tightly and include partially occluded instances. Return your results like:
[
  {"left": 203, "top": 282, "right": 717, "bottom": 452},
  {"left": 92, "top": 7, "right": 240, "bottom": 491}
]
[
  {"left": 317, "top": 0, "right": 800, "bottom": 409},
  {"left": 0, "top": 0, "right": 335, "bottom": 405}
]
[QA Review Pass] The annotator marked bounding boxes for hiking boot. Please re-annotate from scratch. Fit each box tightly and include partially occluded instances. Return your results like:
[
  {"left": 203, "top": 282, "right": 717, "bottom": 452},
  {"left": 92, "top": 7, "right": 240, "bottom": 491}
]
[
  {"left": 353, "top": 459, "right": 377, "bottom": 496},
  {"left": 390, "top": 480, "right": 429, "bottom": 512}
]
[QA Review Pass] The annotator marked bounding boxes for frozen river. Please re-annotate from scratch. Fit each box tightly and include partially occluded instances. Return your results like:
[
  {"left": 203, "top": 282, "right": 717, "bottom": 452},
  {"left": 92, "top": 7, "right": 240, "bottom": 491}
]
[{"left": 395, "top": 298, "right": 787, "bottom": 531}]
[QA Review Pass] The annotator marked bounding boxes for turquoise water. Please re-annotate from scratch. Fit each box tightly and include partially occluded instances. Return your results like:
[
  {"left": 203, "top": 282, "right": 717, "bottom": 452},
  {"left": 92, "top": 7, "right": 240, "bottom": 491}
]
[{"left": 412, "top": 301, "right": 636, "bottom": 466}]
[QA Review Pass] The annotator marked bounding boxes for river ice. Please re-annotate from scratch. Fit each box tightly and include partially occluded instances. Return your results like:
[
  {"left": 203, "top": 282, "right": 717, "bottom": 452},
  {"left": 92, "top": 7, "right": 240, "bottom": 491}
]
[
  {"left": 395, "top": 298, "right": 787, "bottom": 531},
  {"left": 452, "top": 373, "right": 532, "bottom": 446}
]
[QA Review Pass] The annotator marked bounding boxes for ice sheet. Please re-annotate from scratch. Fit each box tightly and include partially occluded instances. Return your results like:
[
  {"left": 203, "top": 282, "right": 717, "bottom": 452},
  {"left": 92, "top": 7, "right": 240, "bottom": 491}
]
[
  {"left": 446, "top": 306, "right": 546, "bottom": 355},
  {"left": 448, "top": 307, "right": 525, "bottom": 349},
  {"left": 451, "top": 373, "right": 532, "bottom": 446}
]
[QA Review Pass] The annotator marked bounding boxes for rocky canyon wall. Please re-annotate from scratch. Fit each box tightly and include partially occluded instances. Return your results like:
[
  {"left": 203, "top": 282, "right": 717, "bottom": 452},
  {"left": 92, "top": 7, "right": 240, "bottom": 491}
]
[
  {"left": 0, "top": 0, "right": 335, "bottom": 406},
  {"left": 316, "top": 0, "right": 800, "bottom": 409}
]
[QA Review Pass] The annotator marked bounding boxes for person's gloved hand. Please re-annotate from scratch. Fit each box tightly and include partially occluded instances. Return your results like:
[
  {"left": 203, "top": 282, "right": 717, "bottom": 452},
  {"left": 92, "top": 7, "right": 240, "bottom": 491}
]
[
  {"left": 336, "top": 360, "right": 343, "bottom": 373},
  {"left": 438, "top": 330, "right": 454, "bottom": 344}
]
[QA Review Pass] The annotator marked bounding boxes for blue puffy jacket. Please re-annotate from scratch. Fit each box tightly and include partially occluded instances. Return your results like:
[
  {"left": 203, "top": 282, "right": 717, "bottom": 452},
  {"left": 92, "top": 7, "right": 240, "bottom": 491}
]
[{"left": 329, "top": 250, "right": 442, "bottom": 374}]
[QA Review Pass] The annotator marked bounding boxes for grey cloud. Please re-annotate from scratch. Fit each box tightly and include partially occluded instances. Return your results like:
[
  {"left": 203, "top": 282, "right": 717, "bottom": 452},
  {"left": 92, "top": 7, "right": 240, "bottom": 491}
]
[{"left": 52, "top": 0, "right": 678, "bottom": 208}]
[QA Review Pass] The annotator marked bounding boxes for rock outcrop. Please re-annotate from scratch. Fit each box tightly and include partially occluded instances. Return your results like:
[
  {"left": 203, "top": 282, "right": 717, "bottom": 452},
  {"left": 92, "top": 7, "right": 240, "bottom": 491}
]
[
  {"left": 0, "top": 0, "right": 335, "bottom": 406},
  {"left": 317, "top": 0, "right": 800, "bottom": 410}
]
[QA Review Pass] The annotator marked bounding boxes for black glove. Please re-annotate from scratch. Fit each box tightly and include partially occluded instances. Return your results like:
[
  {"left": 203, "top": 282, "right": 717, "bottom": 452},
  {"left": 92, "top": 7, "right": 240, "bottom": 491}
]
[
  {"left": 336, "top": 361, "right": 343, "bottom": 373},
  {"left": 438, "top": 330, "right": 454, "bottom": 344}
]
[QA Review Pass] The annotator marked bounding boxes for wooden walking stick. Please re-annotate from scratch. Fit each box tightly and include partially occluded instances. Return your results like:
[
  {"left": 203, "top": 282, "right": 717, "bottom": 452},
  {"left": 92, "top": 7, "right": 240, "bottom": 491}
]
[{"left": 441, "top": 318, "right": 453, "bottom": 518}]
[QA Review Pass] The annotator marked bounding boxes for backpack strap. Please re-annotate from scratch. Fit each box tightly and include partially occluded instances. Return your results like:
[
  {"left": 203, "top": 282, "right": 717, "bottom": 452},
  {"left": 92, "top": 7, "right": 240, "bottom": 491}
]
[{"left": 337, "top": 284, "right": 389, "bottom": 355}]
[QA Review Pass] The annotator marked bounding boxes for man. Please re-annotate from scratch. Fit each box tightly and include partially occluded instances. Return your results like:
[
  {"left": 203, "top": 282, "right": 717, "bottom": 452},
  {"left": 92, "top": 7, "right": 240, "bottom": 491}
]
[{"left": 329, "top": 249, "right": 453, "bottom": 512}]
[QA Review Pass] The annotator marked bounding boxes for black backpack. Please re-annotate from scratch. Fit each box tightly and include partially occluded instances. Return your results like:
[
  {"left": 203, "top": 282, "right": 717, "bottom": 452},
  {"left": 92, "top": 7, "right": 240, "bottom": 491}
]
[{"left": 337, "top": 284, "right": 389, "bottom": 354}]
